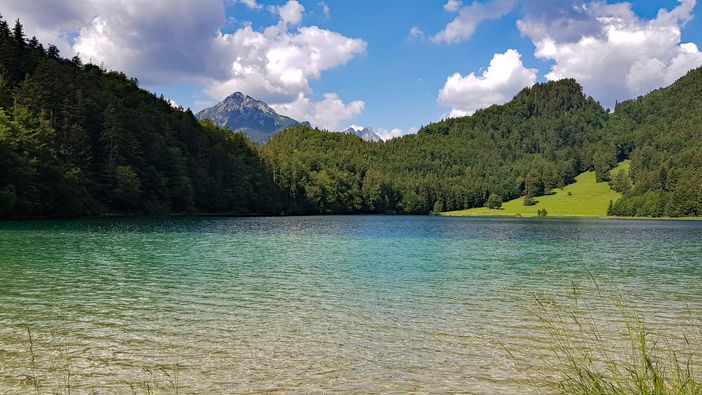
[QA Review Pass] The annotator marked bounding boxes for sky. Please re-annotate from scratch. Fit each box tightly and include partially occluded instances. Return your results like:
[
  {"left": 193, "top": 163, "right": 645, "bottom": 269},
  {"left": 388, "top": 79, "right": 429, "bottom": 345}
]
[{"left": 1, "top": 0, "right": 701, "bottom": 140}]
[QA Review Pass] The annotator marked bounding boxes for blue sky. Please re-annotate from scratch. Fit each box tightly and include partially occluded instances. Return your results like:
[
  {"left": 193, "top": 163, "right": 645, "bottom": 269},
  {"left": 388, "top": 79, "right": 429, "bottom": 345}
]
[{"left": 2, "top": 0, "right": 701, "bottom": 139}]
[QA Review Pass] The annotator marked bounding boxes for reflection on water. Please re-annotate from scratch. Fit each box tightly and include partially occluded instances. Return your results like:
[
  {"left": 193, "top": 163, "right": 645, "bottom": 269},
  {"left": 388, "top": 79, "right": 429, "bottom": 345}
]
[{"left": 0, "top": 216, "right": 701, "bottom": 393}]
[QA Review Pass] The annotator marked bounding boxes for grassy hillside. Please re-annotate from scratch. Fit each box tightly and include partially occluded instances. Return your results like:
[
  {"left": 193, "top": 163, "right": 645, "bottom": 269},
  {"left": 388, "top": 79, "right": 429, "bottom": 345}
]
[
  {"left": 264, "top": 79, "right": 615, "bottom": 215},
  {"left": 443, "top": 161, "right": 630, "bottom": 218}
]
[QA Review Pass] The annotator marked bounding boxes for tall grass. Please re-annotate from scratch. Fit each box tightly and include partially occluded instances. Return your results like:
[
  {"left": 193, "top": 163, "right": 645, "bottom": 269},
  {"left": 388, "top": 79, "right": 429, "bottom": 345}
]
[{"left": 509, "top": 280, "right": 702, "bottom": 394}]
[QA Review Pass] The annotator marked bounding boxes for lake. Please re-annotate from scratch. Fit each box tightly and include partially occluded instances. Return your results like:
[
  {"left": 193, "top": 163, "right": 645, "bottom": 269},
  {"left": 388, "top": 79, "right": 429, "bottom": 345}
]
[{"left": 1, "top": 216, "right": 701, "bottom": 393}]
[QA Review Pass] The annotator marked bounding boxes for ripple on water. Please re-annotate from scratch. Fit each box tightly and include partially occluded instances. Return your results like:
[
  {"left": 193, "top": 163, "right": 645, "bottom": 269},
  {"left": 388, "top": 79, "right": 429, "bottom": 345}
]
[{"left": 0, "top": 216, "right": 701, "bottom": 393}]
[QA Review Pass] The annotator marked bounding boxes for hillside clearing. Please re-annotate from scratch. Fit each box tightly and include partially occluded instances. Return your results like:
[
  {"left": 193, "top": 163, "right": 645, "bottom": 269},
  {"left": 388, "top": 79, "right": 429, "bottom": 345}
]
[{"left": 442, "top": 161, "right": 630, "bottom": 218}]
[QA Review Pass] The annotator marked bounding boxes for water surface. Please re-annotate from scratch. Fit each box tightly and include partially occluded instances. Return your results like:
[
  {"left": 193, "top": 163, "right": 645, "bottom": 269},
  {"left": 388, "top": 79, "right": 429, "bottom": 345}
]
[{"left": 1, "top": 216, "right": 701, "bottom": 393}]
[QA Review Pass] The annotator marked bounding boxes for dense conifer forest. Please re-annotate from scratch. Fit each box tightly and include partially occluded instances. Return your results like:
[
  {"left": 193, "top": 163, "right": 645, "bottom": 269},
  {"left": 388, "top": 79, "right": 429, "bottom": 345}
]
[
  {"left": 0, "top": 17, "right": 283, "bottom": 218},
  {"left": 0, "top": 16, "right": 700, "bottom": 218},
  {"left": 608, "top": 70, "right": 702, "bottom": 217}
]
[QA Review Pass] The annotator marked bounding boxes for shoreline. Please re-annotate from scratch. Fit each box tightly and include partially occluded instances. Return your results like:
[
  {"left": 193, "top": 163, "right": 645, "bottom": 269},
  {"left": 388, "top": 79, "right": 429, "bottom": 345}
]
[
  {"left": 2, "top": 212, "right": 702, "bottom": 222},
  {"left": 439, "top": 212, "right": 702, "bottom": 221}
]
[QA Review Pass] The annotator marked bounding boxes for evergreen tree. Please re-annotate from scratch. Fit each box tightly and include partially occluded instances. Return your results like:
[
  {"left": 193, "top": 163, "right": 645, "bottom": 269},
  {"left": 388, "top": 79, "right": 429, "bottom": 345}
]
[{"left": 12, "top": 19, "right": 24, "bottom": 46}]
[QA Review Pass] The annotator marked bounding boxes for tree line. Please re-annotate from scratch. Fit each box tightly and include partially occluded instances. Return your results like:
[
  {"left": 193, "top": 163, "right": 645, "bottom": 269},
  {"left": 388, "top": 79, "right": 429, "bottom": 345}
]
[
  {"left": 0, "top": 16, "right": 283, "bottom": 218},
  {"left": 1, "top": 15, "right": 700, "bottom": 218},
  {"left": 262, "top": 79, "right": 628, "bottom": 214}
]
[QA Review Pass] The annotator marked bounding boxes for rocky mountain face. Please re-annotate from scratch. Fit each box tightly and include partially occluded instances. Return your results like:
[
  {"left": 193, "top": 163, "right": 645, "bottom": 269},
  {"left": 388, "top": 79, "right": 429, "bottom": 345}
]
[
  {"left": 342, "top": 126, "right": 382, "bottom": 142},
  {"left": 197, "top": 92, "right": 383, "bottom": 143},
  {"left": 196, "top": 92, "right": 301, "bottom": 143}
]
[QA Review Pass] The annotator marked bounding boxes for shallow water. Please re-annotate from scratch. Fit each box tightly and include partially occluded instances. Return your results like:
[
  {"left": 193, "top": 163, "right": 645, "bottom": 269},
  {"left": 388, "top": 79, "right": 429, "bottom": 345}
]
[{"left": 0, "top": 216, "right": 701, "bottom": 393}]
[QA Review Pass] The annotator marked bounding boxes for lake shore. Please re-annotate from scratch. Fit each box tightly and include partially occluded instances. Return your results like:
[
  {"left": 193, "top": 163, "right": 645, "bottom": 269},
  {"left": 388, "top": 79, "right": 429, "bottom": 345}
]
[
  {"left": 1, "top": 216, "right": 701, "bottom": 393},
  {"left": 440, "top": 211, "right": 702, "bottom": 221}
]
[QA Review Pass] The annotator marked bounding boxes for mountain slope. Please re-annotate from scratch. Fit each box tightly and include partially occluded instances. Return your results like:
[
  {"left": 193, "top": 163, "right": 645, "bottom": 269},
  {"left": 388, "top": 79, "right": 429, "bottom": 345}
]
[
  {"left": 263, "top": 79, "right": 617, "bottom": 214},
  {"left": 608, "top": 67, "right": 702, "bottom": 217},
  {"left": 196, "top": 92, "right": 301, "bottom": 143},
  {"left": 443, "top": 161, "right": 630, "bottom": 217},
  {"left": 3, "top": 16, "right": 701, "bottom": 218},
  {"left": 0, "top": 18, "right": 283, "bottom": 218}
]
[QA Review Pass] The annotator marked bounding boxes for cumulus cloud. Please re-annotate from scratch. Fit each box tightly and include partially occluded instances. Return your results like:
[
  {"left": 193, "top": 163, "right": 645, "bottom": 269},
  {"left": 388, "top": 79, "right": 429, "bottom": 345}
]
[
  {"left": 237, "top": 0, "right": 262, "bottom": 10},
  {"left": 206, "top": 23, "right": 366, "bottom": 105},
  {"left": 444, "top": 0, "right": 463, "bottom": 12},
  {"left": 70, "top": 0, "right": 228, "bottom": 85},
  {"left": 376, "top": 127, "right": 418, "bottom": 141},
  {"left": 1, "top": 0, "right": 367, "bottom": 127},
  {"left": 271, "top": 93, "right": 364, "bottom": 131},
  {"left": 519, "top": 0, "right": 702, "bottom": 107},
  {"left": 433, "top": 0, "right": 515, "bottom": 44},
  {"left": 438, "top": 49, "right": 537, "bottom": 116},
  {"left": 0, "top": 0, "right": 94, "bottom": 55},
  {"left": 268, "top": 0, "right": 304, "bottom": 26}
]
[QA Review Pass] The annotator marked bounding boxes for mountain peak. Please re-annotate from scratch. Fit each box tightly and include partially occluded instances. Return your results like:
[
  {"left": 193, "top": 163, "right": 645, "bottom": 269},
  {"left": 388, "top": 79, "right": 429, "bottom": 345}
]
[
  {"left": 196, "top": 92, "right": 300, "bottom": 143},
  {"left": 224, "top": 92, "right": 246, "bottom": 101},
  {"left": 342, "top": 125, "right": 382, "bottom": 142},
  {"left": 221, "top": 92, "right": 275, "bottom": 113}
]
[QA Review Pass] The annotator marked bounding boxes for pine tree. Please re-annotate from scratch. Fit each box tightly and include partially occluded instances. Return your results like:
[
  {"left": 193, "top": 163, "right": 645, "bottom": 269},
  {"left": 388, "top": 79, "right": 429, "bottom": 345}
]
[
  {"left": 0, "top": 66, "right": 11, "bottom": 109},
  {"left": 0, "top": 14, "right": 10, "bottom": 39},
  {"left": 47, "top": 45, "right": 60, "bottom": 59},
  {"left": 12, "top": 19, "right": 24, "bottom": 46}
]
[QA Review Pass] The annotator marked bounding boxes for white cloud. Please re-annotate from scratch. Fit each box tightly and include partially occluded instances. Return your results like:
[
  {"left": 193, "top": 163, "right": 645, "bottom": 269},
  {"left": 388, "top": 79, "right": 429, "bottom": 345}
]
[
  {"left": 408, "top": 26, "right": 425, "bottom": 40},
  {"left": 444, "top": 0, "right": 463, "bottom": 12},
  {"left": 432, "top": 0, "right": 515, "bottom": 44},
  {"left": 237, "top": 0, "right": 262, "bottom": 10},
  {"left": 0, "top": 0, "right": 93, "bottom": 55},
  {"left": 3, "top": 0, "right": 367, "bottom": 127},
  {"left": 271, "top": 93, "right": 364, "bottom": 131},
  {"left": 319, "top": 2, "right": 330, "bottom": 18},
  {"left": 376, "top": 127, "right": 418, "bottom": 141},
  {"left": 519, "top": 0, "right": 702, "bottom": 107},
  {"left": 438, "top": 49, "right": 537, "bottom": 116},
  {"left": 268, "top": 0, "right": 305, "bottom": 26},
  {"left": 69, "top": 0, "right": 228, "bottom": 85},
  {"left": 206, "top": 23, "right": 366, "bottom": 105}
]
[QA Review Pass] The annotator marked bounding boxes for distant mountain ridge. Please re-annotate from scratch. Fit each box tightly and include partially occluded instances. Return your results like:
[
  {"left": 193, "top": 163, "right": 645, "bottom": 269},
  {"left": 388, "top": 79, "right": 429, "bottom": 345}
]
[
  {"left": 196, "top": 92, "right": 302, "bottom": 143},
  {"left": 197, "top": 93, "right": 382, "bottom": 143},
  {"left": 342, "top": 126, "right": 382, "bottom": 142}
]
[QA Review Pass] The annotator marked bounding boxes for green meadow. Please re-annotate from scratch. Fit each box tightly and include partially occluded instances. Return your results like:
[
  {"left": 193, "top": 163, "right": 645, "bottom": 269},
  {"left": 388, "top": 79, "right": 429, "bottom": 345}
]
[{"left": 442, "top": 161, "right": 630, "bottom": 218}]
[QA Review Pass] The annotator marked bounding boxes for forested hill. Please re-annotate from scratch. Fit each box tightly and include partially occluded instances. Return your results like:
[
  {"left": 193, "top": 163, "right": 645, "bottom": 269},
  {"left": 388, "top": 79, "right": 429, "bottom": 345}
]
[
  {"left": 263, "top": 70, "right": 701, "bottom": 217},
  {"left": 608, "top": 67, "right": 702, "bottom": 217},
  {"left": 263, "top": 79, "right": 625, "bottom": 214},
  {"left": 1, "top": 16, "right": 700, "bottom": 219},
  {"left": 0, "top": 17, "right": 283, "bottom": 218}
]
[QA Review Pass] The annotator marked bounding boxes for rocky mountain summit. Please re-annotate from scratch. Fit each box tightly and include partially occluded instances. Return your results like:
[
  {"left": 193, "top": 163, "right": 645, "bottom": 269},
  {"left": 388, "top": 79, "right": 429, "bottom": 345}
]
[
  {"left": 342, "top": 125, "right": 382, "bottom": 142},
  {"left": 196, "top": 92, "right": 301, "bottom": 143}
]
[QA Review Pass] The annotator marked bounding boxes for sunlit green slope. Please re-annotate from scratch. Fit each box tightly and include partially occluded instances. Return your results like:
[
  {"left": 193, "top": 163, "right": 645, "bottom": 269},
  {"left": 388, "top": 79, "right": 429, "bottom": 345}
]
[{"left": 442, "top": 161, "right": 630, "bottom": 218}]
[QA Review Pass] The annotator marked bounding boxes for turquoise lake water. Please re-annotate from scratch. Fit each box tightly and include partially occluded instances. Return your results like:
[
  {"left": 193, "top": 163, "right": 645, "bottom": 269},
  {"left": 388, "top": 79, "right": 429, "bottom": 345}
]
[{"left": 0, "top": 216, "right": 701, "bottom": 393}]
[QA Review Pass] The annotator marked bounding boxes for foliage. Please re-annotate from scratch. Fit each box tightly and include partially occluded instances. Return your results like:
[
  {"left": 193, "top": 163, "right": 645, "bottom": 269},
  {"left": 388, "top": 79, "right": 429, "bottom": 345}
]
[
  {"left": 523, "top": 194, "right": 537, "bottom": 206},
  {"left": 444, "top": 162, "right": 629, "bottom": 218},
  {"left": 2, "top": 15, "right": 702, "bottom": 218},
  {"left": 0, "top": 16, "right": 282, "bottom": 218},
  {"left": 507, "top": 283, "right": 702, "bottom": 394},
  {"left": 264, "top": 68, "right": 702, "bottom": 218},
  {"left": 608, "top": 68, "right": 702, "bottom": 217},
  {"left": 430, "top": 200, "right": 445, "bottom": 215},
  {"left": 486, "top": 193, "right": 503, "bottom": 210},
  {"left": 609, "top": 169, "right": 632, "bottom": 193},
  {"left": 263, "top": 79, "right": 619, "bottom": 215}
]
